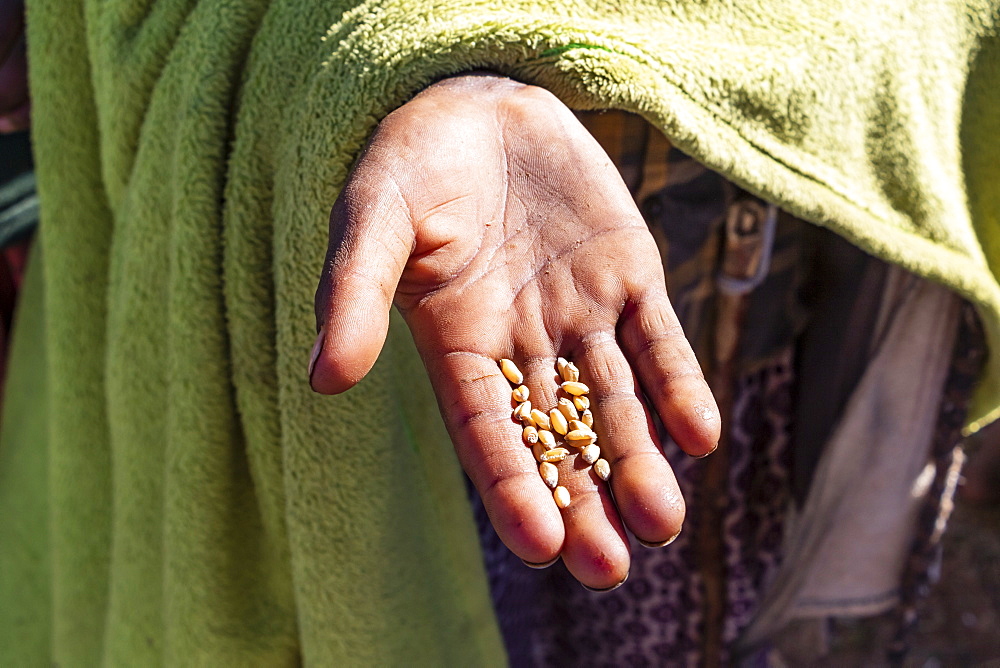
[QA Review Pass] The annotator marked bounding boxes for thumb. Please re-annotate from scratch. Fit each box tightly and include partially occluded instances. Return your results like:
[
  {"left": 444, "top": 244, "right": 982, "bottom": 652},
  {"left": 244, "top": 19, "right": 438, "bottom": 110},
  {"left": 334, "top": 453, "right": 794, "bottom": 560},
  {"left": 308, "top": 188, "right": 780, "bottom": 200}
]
[{"left": 310, "top": 175, "right": 414, "bottom": 394}]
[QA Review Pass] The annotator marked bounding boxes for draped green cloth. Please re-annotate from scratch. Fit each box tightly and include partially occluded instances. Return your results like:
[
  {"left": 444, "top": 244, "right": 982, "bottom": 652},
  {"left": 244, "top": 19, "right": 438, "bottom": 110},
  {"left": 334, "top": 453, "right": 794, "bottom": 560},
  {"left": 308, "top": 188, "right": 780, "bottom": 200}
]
[{"left": 2, "top": 0, "right": 998, "bottom": 663}]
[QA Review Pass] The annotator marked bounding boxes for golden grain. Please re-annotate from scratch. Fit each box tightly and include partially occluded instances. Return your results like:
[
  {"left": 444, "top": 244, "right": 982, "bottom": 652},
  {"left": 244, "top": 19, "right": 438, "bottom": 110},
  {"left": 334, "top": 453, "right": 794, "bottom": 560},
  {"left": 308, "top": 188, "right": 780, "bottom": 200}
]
[
  {"left": 540, "top": 447, "right": 570, "bottom": 463},
  {"left": 530, "top": 409, "right": 551, "bottom": 431},
  {"left": 557, "top": 398, "right": 579, "bottom": 421},
  {"left": 499, "top": 358, "right": 523, "bottom": 385},
  {"left": 539, "top": 462, "right": 559, "bottom": 489},
  {"left": 532, "top": 442, "right": 547, "bottom": 462},
  {"left": 561, "top": 361, "right": 580, "bottom": 383},
  {"left": 561, "top": 381, "right": 589, "bottom": 396},
  {"left": 580, "top": 444, "right": 601, "bottom": 465},
  {"left": 549, "top": 409, "right": 568, "bottom": 436},
  {"left": 565, "top": 429, "right": 597, "bottom": 447}
]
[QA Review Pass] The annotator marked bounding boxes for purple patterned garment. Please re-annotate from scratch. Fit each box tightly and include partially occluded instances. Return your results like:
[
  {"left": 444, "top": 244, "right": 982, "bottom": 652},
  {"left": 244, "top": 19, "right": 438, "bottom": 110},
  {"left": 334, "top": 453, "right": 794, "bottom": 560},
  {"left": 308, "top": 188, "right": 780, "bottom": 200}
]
[{"left": 471, "top": 350, "right": 795, "bottom": 667}]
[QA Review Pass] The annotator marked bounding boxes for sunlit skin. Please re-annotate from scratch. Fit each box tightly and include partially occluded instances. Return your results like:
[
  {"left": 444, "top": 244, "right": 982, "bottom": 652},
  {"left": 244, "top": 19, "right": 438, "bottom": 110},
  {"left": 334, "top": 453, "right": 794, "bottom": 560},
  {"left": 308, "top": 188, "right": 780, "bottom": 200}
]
[{"left": 311, "top": 73, "right": 721, "bottom": 590}]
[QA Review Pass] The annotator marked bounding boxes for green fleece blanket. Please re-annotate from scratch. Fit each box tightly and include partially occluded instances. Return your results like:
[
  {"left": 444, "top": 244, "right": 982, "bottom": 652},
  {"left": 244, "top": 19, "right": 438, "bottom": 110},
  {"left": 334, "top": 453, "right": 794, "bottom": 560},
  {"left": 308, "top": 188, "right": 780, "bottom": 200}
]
[{"left": 2, "top": 0, "right": 998, "bottom": 664}]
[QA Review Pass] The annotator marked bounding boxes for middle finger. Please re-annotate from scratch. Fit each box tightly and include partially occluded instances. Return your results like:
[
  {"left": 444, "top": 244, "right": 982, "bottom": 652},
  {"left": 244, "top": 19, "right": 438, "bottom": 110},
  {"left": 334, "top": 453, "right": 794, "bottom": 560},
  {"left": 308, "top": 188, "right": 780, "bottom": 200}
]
[{"left": 572, "top": 329, "right": 686, "bottom": 547}]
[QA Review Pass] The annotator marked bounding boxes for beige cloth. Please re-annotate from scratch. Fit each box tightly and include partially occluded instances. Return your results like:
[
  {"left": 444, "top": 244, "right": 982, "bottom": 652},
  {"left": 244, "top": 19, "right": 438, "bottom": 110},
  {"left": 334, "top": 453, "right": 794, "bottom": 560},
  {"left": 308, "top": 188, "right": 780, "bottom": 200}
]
[{"left": 739, "top": 268, "right": 962, "bottom": 651}]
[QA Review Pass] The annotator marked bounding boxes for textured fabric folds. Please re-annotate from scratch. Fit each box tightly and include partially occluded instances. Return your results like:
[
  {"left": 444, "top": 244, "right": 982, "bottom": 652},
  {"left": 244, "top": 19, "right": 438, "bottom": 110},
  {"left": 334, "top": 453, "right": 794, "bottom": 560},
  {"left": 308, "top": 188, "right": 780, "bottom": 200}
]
[{"left": 3, "top": 0, "right": 999, "bottom": 663}]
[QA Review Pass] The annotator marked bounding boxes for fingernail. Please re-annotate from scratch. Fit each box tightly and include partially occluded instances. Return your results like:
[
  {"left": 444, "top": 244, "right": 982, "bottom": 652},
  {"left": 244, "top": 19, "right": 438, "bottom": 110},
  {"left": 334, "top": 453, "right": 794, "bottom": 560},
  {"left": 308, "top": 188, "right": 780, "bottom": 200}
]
[
  {"left": 638, "top": 527, "right": 682, "bottom": 548},
  {"left": 693, "top": 444, "right": 718, "bottom": 459},
  {"left": 582, "top": 571, "right": 628, "bottom": 593},
  {"left": 521, "top": 557, "right": 559, "bottom": 570},
  {"left": 308, "top": 327, "right": 325, "bottom": 382}
]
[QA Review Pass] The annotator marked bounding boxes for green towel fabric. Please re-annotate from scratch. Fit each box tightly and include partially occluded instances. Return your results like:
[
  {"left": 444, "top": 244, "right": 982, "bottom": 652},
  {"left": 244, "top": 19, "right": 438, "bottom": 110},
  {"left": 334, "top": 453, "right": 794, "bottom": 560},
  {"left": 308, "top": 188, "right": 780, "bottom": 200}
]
[{"left": 2, "top": 0, "right": 998, "bottom": 664}]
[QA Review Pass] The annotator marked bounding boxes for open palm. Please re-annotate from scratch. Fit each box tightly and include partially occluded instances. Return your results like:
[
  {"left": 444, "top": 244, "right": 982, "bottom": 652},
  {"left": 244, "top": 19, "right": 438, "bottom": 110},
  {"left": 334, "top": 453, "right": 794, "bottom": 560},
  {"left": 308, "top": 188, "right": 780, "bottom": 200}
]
[{"left": 311, "top": 74, "right": 720, "bottom": 590}]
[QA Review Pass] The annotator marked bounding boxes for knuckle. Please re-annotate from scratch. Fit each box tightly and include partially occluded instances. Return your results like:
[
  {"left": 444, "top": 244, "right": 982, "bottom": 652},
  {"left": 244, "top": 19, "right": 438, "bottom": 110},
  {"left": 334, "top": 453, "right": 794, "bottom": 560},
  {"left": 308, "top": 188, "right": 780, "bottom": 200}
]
[
  {"left": 481, "top": 468, "right": 538, "bottom": 501},
  {"left": 648, "top": 366, "right": 708, "bottom": 402}
]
